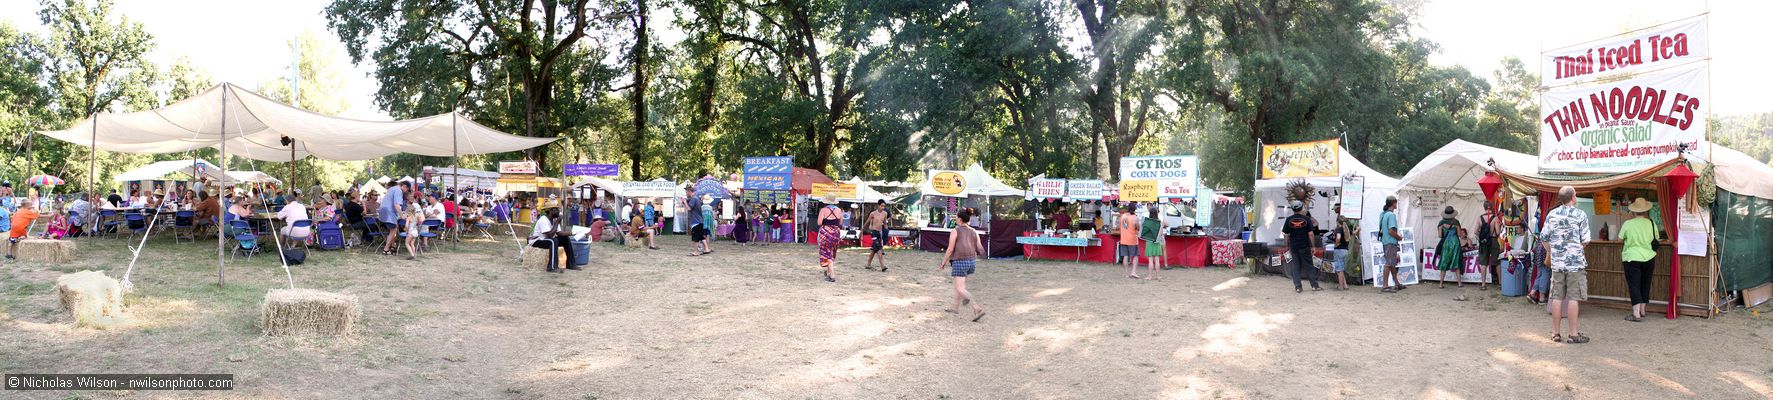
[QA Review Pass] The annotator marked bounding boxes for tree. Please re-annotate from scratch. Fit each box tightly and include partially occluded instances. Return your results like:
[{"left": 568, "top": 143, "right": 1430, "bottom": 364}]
[
  {"left": 0, "top": 22, "right": 51, "bottom": 185},
  {"left": 1073, "top": 0, "right": 1169, "bottom": 179},
  {"left": 252, "top": 31, "right": 371, "bottom": 188},
  {"left": 32, "top": 0, "right": 160, "bottom": 191}
]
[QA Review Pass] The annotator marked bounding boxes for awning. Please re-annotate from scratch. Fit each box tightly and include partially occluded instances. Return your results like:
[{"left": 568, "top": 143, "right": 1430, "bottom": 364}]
[{"left": 113, "top": 159, "right": 232, "bottom": 184}]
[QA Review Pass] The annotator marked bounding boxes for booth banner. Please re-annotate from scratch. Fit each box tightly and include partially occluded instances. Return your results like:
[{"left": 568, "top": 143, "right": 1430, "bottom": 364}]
[
  {"left": 564, "top": 163, "right": 619, "bottom": 177},
  {"left": 1677, "top": 200, "right": 1708, "bottom": 256},
  {"left": 499, "top": 161, "right": 539, "bottom": 175},
  {"left": 742, "top": 189, "right": 790, "bottom": 204},
  {"left": 1067, "top": 180, "right": 1103, "bottom": 202},
  {"left": 1339, "top": 175, "right": 1365, "bottom": 219},
  {"left": 1538, "top": 64, "right": 1709, "bottom": 173},
  {"left": 624, "top": 181, "right": 677, "bottom": 198},
  {"left": 928, "top": 170, "right": 968, "bottom": 197},
  {"left": 743, "top": 156, "right": 793, "bottom": 190},
  {"left": 1541, "top": 15, "right": 1708, "bottom": 88},
  {"left": 810, "top": 183, "right": 857, "bottom": 199},
  {"left": 1121, "top": 180, "right": 1158, "bottom": 202},
  {"left": 1120, "top": 156, "right": 1200, "bottom": 199},
  {"left": 1194, "top": 187, "right": 1214, "bottom": 226},
  {"left": 1030, "top": 178, "right": 1067, "bottom": 199},
  {"left": 1261, "top": 139, "right": 1340, "bottom": 179}
]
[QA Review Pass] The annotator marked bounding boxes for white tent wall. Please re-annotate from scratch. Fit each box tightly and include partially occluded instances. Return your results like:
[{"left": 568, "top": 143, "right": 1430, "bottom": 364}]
[
  {"left": 1252, "top": 147, "right": 1400, "bottom": 281},
  {"left": 1392, "top": 139, "right": 1540, "bottom": 276}
]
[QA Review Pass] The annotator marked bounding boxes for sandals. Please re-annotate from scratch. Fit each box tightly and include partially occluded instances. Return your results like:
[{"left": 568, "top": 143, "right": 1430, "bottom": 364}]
[
  {"left": 1381, "top": 288, "right": 1397, "bottom": 293},
  {"left": 1550, "top": 333, "right": 1563, "bottom": 343},
  {"left": 1567, "top": 333, "right": 1590, "bottom": 343},
  {"left": 972, "top": 310, "right": 986, "bottom": 322},
  {"left": 1312, "top": 287, "right": 1323, "bottom": 292},
  {"left": 1625, "top": 315, "right": 1643, "bottom": 322}
]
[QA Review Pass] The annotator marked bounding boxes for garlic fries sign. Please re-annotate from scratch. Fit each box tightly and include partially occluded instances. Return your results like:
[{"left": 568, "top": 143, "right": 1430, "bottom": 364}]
[{"left": 1260, "top": 139, "right": 1340, "bottom": 179}]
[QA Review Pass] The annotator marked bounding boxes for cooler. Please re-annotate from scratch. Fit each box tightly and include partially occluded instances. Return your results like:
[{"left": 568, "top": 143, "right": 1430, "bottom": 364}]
[{"left": 571, "top": 240, "right": 590, "bottom": 266}]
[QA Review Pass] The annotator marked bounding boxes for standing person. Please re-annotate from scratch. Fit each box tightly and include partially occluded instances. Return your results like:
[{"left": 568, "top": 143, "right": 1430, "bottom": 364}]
[
  {"left": 379, "top": 181, "right": 407, "bottom": 255},
  {"left": 1478, "top": 201, "right": 1502, "bottom": 290},
  {"left": 400, "top": 196, "right": 423, "bottom": 261},
  {"left": 686, "top": 195, "right": 708, "bottom": 256},
  {"left": 1282, "top": 201, "right": 1322, "bottom": 293},
  {"left": 699, "top": 196, "right": 716, "bottom": 255},
  {"left": 1051, "top": 204, "right": 1072, "bottom": 231},
  {"left": 1379, "top": 196, "right": 1404, "bottom": 292},
  {"left": 864, "top": 200, "right": 890, "bottom": 272},
  {"left": 1332, "top": 203, "right": 1358, "bottom": 290},
  {"left": 308, "top": 180, "right": 324, "bottom": 204},
  {"left": 1434, "top": 206, "right": 1464, "bottom": 288},
  {"left": 642, "top": 201, "right": 657, "bottom": 230},
  {"left": 732, "top": 207, "right": 753, "bottom": 245},
  {"left": 1542, "top": 186, "right": 1591, "bottom": 343},
  {"left": 938, "top": 207, "right": 987, "bottom": 322},
  {"left": 1619, "top": 198, "right": 1657, "bottom": 322},
  {"left": 1117, "top": 204, "right": 1141, "bottom": 279},
  {"left": 1140, "top": 204, "right": 1165, "bottom": 280},
  {"left": 6, "top": 199, "right": 40, "bottom": 260},
  {"left": 816, "top": 194, "right": 844, "bottom": 282}
]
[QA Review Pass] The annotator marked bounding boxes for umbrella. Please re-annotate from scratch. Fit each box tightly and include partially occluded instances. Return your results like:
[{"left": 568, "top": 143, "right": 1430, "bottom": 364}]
[
  {"left": 692, "top": 177, "right": 731, "bottom": 199},
  {"left": 26, "top": 175, "right": 64, "bottom": 186}
]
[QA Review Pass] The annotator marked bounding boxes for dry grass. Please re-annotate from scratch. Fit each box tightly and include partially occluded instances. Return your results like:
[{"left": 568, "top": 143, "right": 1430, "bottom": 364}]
[{"left": 260, "top": 288, "right": 360, "bottom": 337}]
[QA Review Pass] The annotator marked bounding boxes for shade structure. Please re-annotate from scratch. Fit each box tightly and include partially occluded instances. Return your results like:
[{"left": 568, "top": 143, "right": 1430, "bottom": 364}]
[
  {"left": 225, "top": 171, "right": 283, "bottom": 185},
  {"left": 37, "top": 83, "right": 556, "bottom": 162},
  {"left": 26, "top": 175, "right": 65, "bottom": 186},
  {"left": 1395, "top": 139, "right": 1537, "bottom": 194},
  {"left": 113, "top": 159, "right": 234, "bottom": 184}
]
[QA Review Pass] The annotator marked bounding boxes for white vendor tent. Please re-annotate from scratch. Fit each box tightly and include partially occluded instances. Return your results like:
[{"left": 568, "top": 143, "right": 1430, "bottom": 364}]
[
  {"left": 113, "top": 159, "right": 233, "bottom": 184},
  {"left": 917, "top": 163, "right": 1027, "bottom": 197},
  {"left": 1253, "top": 146, "right": 1400, "bottom": 279},
  {"left": 225, "top": 171, "right": 283, "bottom": 185},
  {"left": 1706, "top": 143, "right": 1773, "bottom": 201},
  {"left": 840, "top": 177, "right": 895, "bottom": 203},
  {"left": 430, "top": 167, "right": 499, "bottom": 192},
  {"left": 1393, "top": 140, "right": 1537, "bottom": 251}
]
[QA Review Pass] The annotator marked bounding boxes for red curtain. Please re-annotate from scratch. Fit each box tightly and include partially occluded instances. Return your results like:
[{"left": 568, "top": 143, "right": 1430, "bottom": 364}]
[{"left": 1656, "top": 178, "right": 1682, "bottom": 319}]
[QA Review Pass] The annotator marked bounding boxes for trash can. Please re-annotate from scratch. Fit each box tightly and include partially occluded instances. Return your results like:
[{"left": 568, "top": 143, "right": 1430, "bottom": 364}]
[
  {"left": 1500, "top": 258, "right": 1526, "bottom": 297},
  {"left": 571, "top": 240, "right": 590, "bottom": 267}
]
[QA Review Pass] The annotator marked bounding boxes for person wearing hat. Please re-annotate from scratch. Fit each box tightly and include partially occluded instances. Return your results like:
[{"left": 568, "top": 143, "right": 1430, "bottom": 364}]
[
  {"left": 1433, "top": 205, "right": 1465, "bottom": 288},
  {"left": 815, "top": 193, "right": 844, "bottom": 282},
  {"left": 1619, "top": 197, "right": 1658, "bottom": 322},
  {"left": 1281, "top": 200, "right": 1322, "bottom": 293}
]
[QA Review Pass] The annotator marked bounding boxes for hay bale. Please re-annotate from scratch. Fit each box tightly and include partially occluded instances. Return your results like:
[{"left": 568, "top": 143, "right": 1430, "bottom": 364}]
[
  {"left": 18, "top": 239, "right": 76, "bottom": 264},
  {"left": 55, "top": 271, "right": 125, "bottom": 328},
  {"left": 521, "top": 246, "right": 561, "bottom": 270},
  {"left": 259, "top": 289, "right": 360, "bottom": 336}
]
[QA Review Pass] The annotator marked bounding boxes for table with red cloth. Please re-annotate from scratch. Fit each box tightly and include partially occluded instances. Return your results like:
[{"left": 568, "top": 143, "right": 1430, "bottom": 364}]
[
  {"left": 1210, "top": 239, "right": 1246, "bottom": 266},
  {"left": 1022, "top": 232, "right": 1209, "bottom": 267}
]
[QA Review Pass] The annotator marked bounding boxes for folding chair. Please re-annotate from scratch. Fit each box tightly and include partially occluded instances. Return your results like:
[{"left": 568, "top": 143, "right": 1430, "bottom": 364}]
[
  {"left": 172, "top": 210, "right": 196, "bottom": 243},
  {"left": 228, "top": 220, "right": 260, "bottom": 261},
  {"left": 473, "top": 211, "right": 496, "bottom": 238},
  {"left": 98, "top": 209, "right": 121, "bottom": 238},
  {"left": 285, "top": 220, "right": 313, "bottom": 250},
  {"left": 419, "top": 219, "right": 443, "bottom": 252},
  {"left": 124, "top": 212, "right": 150, "bottom": 243},
  {"left": 316, "top": 221, "right": 345, "bottom": 250}
]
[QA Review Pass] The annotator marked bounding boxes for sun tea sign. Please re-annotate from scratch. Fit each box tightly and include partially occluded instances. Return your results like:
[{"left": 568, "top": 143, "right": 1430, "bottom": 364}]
[
  {"left": 1541, "top": 15, "right": 1709, "bottom": 87},
  {"left": 928, "top": 170, "right": 968, "bottom": 197},
  {"left": 1260, "top": 139, "right": 1340, "bottom": 179}
]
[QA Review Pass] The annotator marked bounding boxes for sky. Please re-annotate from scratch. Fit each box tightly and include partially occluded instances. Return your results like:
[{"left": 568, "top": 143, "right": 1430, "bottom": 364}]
[{"left": 1, "top": 0, "right": 1768, "bottom": 120}]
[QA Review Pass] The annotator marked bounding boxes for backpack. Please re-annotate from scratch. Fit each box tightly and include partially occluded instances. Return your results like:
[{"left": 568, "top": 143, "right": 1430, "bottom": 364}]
[
  {"left": 1478, "top": 215, "right": 1495, "bottom": 245},
  {"left": 282, "top": 249, "right": 307, "bottom": 266}
]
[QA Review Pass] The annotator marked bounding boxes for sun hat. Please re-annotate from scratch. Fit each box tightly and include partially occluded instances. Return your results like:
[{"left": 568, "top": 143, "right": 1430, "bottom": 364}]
[
  {"left": 1442, "top": 205, "right": 1457, "bottom": 217},
  {"left": 822, "top": 193, "right": 839, "bottom": 204},
  {"left": 1628, "top": 198, "right": 1653, "bottom": 213}
]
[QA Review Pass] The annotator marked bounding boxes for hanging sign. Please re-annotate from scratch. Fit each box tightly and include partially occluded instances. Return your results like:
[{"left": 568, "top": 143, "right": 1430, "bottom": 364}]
[
  {"left": 1066, "top": 180, "right": 1103, "bottom": 202},
  {"left": 1541, "top": 15, "right": 1709, "bottom": 88},
  {"left": 810, "top": 183, "right": 858, "bottom": 200},
  {"left": 623, "top": 180, "right": 677, "bottom": 198},
  {"left": 742, "top": 189, "right": 790, "bottom": 204},
  {"left": 1194, "top": 185, "right": 1214, "bottom": 226},
  {"left": 1121, "top": 180, "right": 1158, "bottom": 202},
  {"left": 742, "top": 156, "right": 793, "bottom": 190},
  {"left": 1261, "top": 139, "right": 1340, "bottom": 179},
  {"left": 564, "top": 163, "right": 619, "bottom": 177},
  {"left": 1539, "top": 64, "right": 1708, "bottom": 173},
  {"left": 1030, "top": 178, "right": 1066, "bottom": 199},
  {"left": 499, "top": 161, "right": 539, "bottom": 175},
  {"left": 928, "top": 170, "right": 968, "bottom": 197},
  {"left": 1120, "top": 155, "right": 1199, "bottom": 199},
  {"left": 1339, "top": 175, "right": 1365, "bottom": 219}
]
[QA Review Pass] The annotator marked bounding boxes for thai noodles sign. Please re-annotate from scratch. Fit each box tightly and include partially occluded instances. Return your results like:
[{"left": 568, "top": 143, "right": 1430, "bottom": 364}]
[
  {"left": 1119, "top": 155, "right": 1198, "bottom": 199},
  {"left": 1538, "top": 64, "right": 1709, "bottom": 172},
  {"left": 1540, "top": 15, "right": 1708, "bottom": 88},
  {"left": 1261, "top": 139, "right": 1339, "bottom": 179}
]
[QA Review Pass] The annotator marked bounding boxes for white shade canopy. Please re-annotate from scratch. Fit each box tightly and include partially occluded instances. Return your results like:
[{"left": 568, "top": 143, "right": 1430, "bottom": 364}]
[
  {"left": 1396, "top": 139, "right": 1536, "bottom": 193},
  {"left": 39, "top": 83, "right": 556, "bottom": 162},
  {"left": 113, "top": 159, "right": 232, "bottom": 184},
  {"left": 225, "top": 171, "right": 283, "bottom": 185}
]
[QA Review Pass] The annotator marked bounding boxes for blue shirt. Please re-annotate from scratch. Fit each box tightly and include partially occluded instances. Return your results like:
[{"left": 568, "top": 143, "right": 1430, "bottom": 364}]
[
  {"left": 379, "top": 186, "right": 403, "bottom": 224},
  {"left": 685, "top": 198, "right": 704, "bottom": 226},
  {"left": 1378, "top": 210, "right": 1399, "bottom": 245},
  {"left": 0, "top": 206, "right": 10, "bottom": 232},
  {"left": 642, "top": 204, "right": 656, "bottom": 225},
  {"left": 701, "top": 205, "right": 714, "bottom": 228}
]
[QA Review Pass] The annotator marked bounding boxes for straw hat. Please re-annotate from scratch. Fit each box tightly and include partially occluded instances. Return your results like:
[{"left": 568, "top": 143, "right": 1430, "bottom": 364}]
[
  {"left": 821, "top": 193, "right": 839, "bottom": 204},
  {"left": 1442, "top": 205, "right": 1457, "bottom": 218},
  {"left": 1628, "top": 198, "right": 1653, "bottom": 213}
]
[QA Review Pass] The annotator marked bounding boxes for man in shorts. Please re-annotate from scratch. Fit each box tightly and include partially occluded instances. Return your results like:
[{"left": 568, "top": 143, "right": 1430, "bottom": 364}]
[
  {"left": 864, "top": 200, "right": 890, "bottom": 272},
  {"left": 1542, "top": 186, "right": 1591, "bottom": 344},
  {"left": 1380, "top": 196, "right": 1405, "bottom": 292},
  {"left": 686, "top": 195, "right": 710, "bottom": 256},
  {"left": 1117, "top": 204, "right": 1141, "bottom": 279},
  {"left": 7, "top": 199, "right": 41, "bottom": 260}
]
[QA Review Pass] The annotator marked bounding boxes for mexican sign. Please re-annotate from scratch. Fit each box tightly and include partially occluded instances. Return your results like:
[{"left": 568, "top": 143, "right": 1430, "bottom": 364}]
[
  {"left": 1538, "top": 64, "right": 1709, "bottom": 172},
  {"left": 1541, "top": 15, "right": 1709, "bottom": 88},
  {"left": 623, "top": 180, "right": 678, "bottom": 198},
  {"left": 1261, "top": 139, "right": 1339, "bottom": 179},
  {"left": 1120, "top": 180, "right": 1158, "bottom": 202},
  {"left": 1119, "top": 155, "right": 1199, "bottom": 199},
  {"left": 742, "top": 189, "right": 790, "bottom": 204},
  {"left": 742, "top": 156, "right": 793, "bottom": 190},
  {"left": 564, "top": 163, "right": 619, "bottom": 177},
  {"left": 810, "top": 183, "right": 858, "bottom": 200},
  {"left": 1029, "top": 178, "right": 1066, "bottom": 199},
  {"left": 927, "top": 170, "right": 968, "bottom": 197},
  {"left": 1066, "top": 180, "right": 1103, "bottom": 202}
]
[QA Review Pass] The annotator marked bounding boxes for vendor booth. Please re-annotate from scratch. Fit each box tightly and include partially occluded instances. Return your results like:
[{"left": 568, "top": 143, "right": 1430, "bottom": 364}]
[
  {"left": 1252, "top": 142, "right": 1401, "bottom": 281},
  {"left": 1707, "top": 145, "right": 1773, "bottom": 307},
  {"left": 1393, "top": 140, "right": 1538, "bottom": 284},
  {"left": 915, "top": 164, "right": 1027, "bottom": 257}
]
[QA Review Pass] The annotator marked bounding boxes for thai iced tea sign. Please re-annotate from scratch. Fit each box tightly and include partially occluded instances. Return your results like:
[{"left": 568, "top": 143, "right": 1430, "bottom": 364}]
[
  {"left": 1538, "top": 64, "right": 1709, "bottom": 172},
  {"left": 1540, "top": 15, "right": 1708, "bottom": 87}
]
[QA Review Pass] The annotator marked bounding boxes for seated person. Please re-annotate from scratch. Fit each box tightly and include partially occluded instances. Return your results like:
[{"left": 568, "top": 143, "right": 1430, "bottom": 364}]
[
  {"left": 589, "top": 217, "right": 609, "bottom": 242},
  {"left": 43, "top": 204, "right": 69, "bottom": 239},
  {"left": 276, "top": 199, "right": 311, "bottom": 241},
  {"left": 628, "top": 211, "right": 657, "bottom": 249},
  {"left": 7, "top": 200, "right": 41, "bottom": 260},
  {"left": 193, "top": 192, "right": 220, "bottom": 233}
]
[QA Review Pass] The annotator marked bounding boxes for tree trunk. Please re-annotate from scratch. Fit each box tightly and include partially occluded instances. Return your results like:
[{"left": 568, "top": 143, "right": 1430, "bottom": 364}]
[{"left": 629, "top": 0, "right": 649, "bottom": 179}]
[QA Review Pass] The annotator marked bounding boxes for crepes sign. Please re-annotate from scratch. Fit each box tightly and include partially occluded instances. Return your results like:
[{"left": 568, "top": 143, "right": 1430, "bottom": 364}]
[
  {"left": 1261, "top": 139, "right": 1339, "bottom": 179},
  {"left": 928, "top": 170, "right": 968, "bottom": 197}
]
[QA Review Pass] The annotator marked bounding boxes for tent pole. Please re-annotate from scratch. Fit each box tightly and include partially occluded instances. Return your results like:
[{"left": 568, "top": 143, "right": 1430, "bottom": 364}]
[
  {"left": 87, "top": 113, "right": 97, "bottom": 235},
  {"left": 217, "top": 87, "right": 229, "bottom": 287},
  {"left": 452, "top": 112, "right": 459, "bottom": 249}
]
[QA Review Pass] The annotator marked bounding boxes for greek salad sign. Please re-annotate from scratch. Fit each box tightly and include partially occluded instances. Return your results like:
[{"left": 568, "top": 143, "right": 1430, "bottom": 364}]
[
  {"left": 1541, "top": 15, "right": 1708, "bottom": 88},
  {"left": 1538, "top": 64, "right": 1709, "bottom": 172},
  {"left": 1066, "top": 180, "right": 1103, "bottom": 202},
  {"left": 1119, "top": 155, "right": 1198, "bottom": 199}
]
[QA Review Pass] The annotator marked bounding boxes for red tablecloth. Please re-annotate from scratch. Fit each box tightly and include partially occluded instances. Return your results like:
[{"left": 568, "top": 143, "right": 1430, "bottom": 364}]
[
  {"left": 1023, "top": 233, "right": 1208, "bottom": 267},
  {"left": 1211, "top": 239, "right": 1246, "bottom": 266}
]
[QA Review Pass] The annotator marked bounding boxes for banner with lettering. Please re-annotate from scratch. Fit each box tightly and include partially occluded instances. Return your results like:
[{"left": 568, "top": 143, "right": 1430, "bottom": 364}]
[
  {"left": 742, "top": 156, "right": 793, "bottom": 190},
  {"left": 1339, "top": 175, "right": 1365, "bottom": 219},
  {"left": 1066, "top": 180, "right": 1103, "bottom": 202},
  {"left": 1260, "top": 139, "right": 1340, "bottom": 179},
  {"left": 742, "top": 189, "right": 791, "bottom": 204},
  {"left": 1194, "top": 185, "right": 1214, "bottom": 226},
  {"left": 927, "top": 170, "right": 968, "bottom": 197},
  {"left": 1121, "top": 180, "right": 1158, "bottom": 202},
  {"left": 1029, "top": 178, "right": 1066, "bottom": 199},
  {"left": 623, "top": 180, "right": 678, "bottom": 198},
  {"left": 1538, "top": 64, "right": 1709, "bottom": 172},
  {"left": 1541, "top": 15, "right": 1708, "bottom": 88},
  {"left": 810, "top": 183, "right": 858, "bottom": 200},
  {"left": 1119, "top": 155, "right": 1199, "bottom": 199}
]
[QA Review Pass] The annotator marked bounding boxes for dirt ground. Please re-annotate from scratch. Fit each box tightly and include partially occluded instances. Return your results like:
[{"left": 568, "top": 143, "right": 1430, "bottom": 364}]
[{"left": 2, "top": 231, "right": 1771, "bottom": 399}]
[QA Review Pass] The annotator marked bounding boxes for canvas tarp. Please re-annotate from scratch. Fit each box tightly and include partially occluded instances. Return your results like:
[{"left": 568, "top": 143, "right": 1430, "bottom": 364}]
[
  {"left": 1396, "top": 140, "right": 1537, "bottom": 193},
  {"left": 1707, "top": 144, "right": 1773, "bottom": 201},
  {"left": 225, "top": 171, "right": 282, "bottom": 185},
  {"left": 1713, "top": 190, "right": 1773, "bottom": 292},
  {"left": 38, "top": 83, "right": 555, "bottom": 162},
  {"left": 113, "top": 159, "right": 233, "bottom": 184}
]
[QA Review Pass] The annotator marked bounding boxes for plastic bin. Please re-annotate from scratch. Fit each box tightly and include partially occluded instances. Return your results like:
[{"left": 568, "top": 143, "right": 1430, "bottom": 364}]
[
  {"left": 1500, "top": 259, "right": 1526, "bottom": 296},
  {"left": 571, "top": 240, "right": 590, "bottom": 266}
]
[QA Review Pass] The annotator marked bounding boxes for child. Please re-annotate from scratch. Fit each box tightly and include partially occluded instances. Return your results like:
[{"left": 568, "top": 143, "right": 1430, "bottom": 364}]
[
  {"left": 7, "top": 200, "right": 41, "bottom": 260},
  {"left": 43, "top": 204, "right": 70, "bottom": 239},
  {"left": 402, "top": 200, "right": 423, "bottom": 261}
]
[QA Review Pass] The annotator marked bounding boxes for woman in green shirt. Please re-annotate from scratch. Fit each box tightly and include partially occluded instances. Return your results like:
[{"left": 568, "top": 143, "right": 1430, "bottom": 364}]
[
  {"left": 1619, "top": 198, "right": 1658, "bottom": 322},
  {"left": 1140, "top": 204, "right": 1165, "bottom": 280}
]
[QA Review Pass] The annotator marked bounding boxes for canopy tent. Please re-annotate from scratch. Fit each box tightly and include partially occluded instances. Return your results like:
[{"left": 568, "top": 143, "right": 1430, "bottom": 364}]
[
  {"left": 429, "top": 167, "right": 499, "bottom": 192},
  {"left": 790, "top": 167, "right": 836, "bottom": 194},
  {"left": 1706, "top": 144, "right": 1773, "bottom": 201},
  {"left": 225, "top": 170, "right": 282, "bottom": 185},
  {"left": 916, "top": 163, "right": 1028, "bottom": 197},
  {"left": 113, "top": 159, "right": 233, "bottom": 184},
  {"left": 38, "top": 83, "right": 556, "bottom": 162},
  {"left": 1252, "top": 147, "right": 1400, "bottom": 282},
  {"left": 839, "top": 178, "right": 895, "bottom": 203},
  {"left": 358, "top": 180, "right": 386, "bottom": 195},
  {"left": 1393, "top": 140, "right": 1538, "bottom": 256}
]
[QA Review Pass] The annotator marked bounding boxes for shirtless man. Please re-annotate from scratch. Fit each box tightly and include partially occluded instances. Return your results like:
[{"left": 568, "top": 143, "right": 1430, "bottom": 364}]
[{"left": 864, "top": 200, "right": 890, "bottom": 272}]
